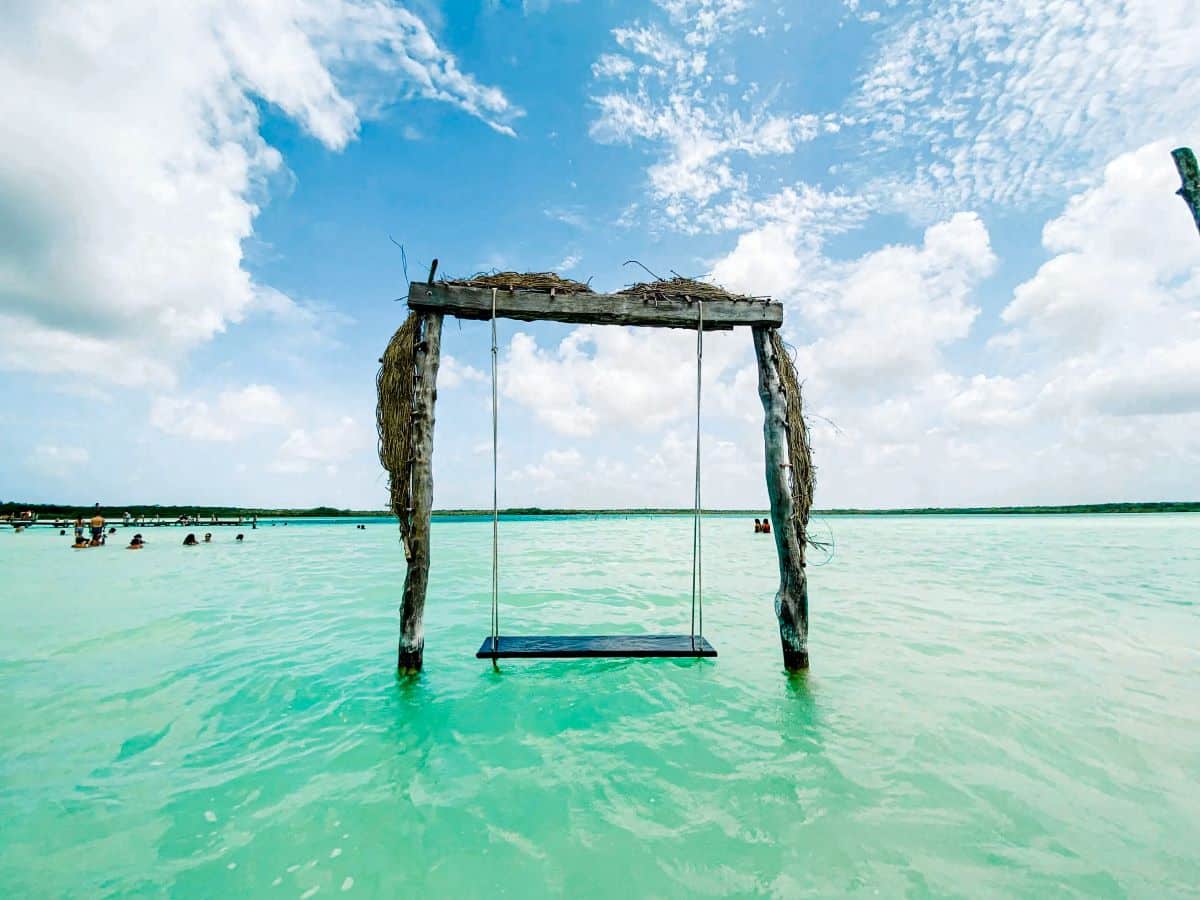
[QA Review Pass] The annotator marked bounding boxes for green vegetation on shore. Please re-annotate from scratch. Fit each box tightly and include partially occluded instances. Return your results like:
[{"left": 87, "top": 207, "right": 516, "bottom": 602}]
[{"left": 5, "top": 501, "right": 1199, "bottom": 519}]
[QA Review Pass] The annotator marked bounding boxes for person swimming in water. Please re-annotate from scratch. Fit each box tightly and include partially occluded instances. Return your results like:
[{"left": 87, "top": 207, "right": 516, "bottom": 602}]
[
  {"left": 128, "top": 533, "right": 144, "bottom": 549},
  {"left": 183, "top": 533, "right": 198, "bottom": 546},
  {"left": 72, "top": 534, "right": 90, "bottom": 549},
  {"left": 235, "top": 533, "right": 244, "bottom": 542},
  {"left": 203, "top": 532, "right": 213, "bottom": 543}
]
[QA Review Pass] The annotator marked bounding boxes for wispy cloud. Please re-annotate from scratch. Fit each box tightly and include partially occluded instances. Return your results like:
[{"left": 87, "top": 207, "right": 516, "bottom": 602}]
[
  {"left": 588, "top": 0, "right": 830, "bottom": 232},
  {"left": 851, "top": 0, "right": 1200, "bottom": 217}
]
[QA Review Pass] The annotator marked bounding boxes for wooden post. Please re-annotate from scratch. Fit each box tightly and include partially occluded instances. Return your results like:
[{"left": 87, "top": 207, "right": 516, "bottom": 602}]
[
  {"left": 752, "top": 326, "right": 809, "bottom": 671},
  {"left": 1173, "top": 148, "right": 1200, "bottom": 237},
  {"left": 397, "top": 311, "right": 443, "bottom": 674}
]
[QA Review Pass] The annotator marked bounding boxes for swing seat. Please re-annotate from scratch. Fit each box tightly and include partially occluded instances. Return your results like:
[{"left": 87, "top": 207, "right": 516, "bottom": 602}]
[{"left": 476, "top": 634, "right": 717, "bottom": 659}]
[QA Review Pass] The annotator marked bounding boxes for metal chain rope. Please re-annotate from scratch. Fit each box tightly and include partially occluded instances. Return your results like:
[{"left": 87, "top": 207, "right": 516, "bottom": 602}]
[
  {"left": 490, "top": 288, "right": 500, "bottom": 657},
  {"left": 487, "top": 291, "right": 707, "bottom": 657},
  {"left": 691, "top": 300, "right": 703, "bottom": 649}
]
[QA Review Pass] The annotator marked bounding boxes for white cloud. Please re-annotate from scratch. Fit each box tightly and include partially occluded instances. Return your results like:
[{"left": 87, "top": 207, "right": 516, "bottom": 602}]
[
  {"left": 592, "top": 54, "right": 635, "bottom": 81},
  {"left": 589, "top": 1, "right": 822, "bottom": 230},
  {"left": 270, "top": 416, "right": 370, "bottom": 474},
  {"left": 439, "top": 354, "right": 486, "bottom": 389},
  {"left": 151, "top": 384, "right": 292, "bottom": 441},
  {"left": 1001, "top": 141, "right": 1200, "bottom": 419},
  {"left": 502, "top": 326, "right": 755, "bottom": 439},
  {"left": 852, "top": 0, "right": 1200, "bottom": 216},
  {"left": 715, "top": 211, "right": 996, "bottom": 389},
  {"left": 28, "top": 444, "right": 90, "bottom": 479},
  {"left": 698, "top": 140, "right": 1200, "bottom": 507},
  {"left": 0, "top": 0, "right": 517, "bottom": 387}
]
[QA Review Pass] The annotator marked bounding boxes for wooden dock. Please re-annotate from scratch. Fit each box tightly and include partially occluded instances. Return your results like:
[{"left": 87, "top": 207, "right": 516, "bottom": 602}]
[{"left": 4, "top": 517, "right": 259, "bottom": 529}]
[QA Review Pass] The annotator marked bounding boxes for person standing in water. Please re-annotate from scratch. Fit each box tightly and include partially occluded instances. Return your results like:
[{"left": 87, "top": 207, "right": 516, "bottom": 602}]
[{"left": 89, "top": 504, "right": 105, "bottom": 544}]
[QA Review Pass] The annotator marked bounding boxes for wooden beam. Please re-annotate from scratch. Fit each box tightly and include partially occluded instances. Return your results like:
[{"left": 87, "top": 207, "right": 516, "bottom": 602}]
[
  {"left": 752, "top": 325, "right": 809, "bottom": 672},
  {"left": 407, "top": 282, "right": 782, "bottom": 331},
  {"left": 397, "top": 311, "right": 443, "bottom": 674},
  {"left": 1172, "top": 147, "right": 1200, "bottom": 237}
]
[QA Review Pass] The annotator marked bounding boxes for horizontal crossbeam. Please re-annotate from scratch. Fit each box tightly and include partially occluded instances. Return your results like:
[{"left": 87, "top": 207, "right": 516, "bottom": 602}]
[{"left": 407, "top": 282, "right": 782, "bottom": 331}]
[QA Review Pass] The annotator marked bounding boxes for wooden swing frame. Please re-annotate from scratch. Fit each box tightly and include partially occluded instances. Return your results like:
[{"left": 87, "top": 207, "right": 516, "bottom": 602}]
[{"left": 387, "top": 278, "right": 809, "bottom": 675}]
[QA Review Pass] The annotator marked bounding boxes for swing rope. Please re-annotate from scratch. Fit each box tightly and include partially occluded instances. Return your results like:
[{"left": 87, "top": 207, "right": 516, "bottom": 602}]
[
  {"left": 691, "top": 300, "right": 703, "bottom": 650},
  {"left": 490, "top": 288, "right": 500, "bottom": 658}
]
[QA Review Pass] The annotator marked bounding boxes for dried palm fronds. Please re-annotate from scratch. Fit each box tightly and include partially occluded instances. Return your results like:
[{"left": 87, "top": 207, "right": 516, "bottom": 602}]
[
  {"left": 769, "top": 329, "right": 815, "bottom": 553},
  {"left": 377, "top": 312, "right": 421, "bottom": 554},
  {"left": 619, "top": 276, "right": 763, "bottom": 303},
  {"left": 442, "top": 271, "right": 593, "bottom": 293}
]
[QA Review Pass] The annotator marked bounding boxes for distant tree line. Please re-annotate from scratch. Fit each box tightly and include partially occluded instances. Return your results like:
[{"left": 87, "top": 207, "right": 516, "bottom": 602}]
[
  {"left": 5, "top": 501, "right": 1198, "bottom": 519},
  {"left": 0, "top": 502, "right": 384, "bottom": 519}
]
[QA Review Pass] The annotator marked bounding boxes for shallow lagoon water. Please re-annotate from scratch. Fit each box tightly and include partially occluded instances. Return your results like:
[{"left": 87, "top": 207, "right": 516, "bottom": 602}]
[{"left": 1, "top": 514, "right": 1198, "bottom": 897}]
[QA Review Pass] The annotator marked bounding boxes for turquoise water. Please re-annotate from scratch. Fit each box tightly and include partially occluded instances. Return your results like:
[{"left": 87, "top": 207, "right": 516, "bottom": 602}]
[{"left": 2, "top": 515, "right": 1198, "bottom": 897}]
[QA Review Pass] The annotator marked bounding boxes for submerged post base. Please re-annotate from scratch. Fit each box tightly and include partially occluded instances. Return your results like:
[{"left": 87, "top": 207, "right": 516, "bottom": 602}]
[
  {"left": 397, "top": 640, "right": 424, "bottom": 675},
  {"left": 781, "top": 646, "right": 809, "bottom": 671}
]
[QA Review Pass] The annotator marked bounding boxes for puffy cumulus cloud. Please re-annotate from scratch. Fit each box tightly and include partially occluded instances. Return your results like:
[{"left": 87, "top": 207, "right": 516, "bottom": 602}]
[
  {"left": 488, "top": 146, "right": 1200, "bottom": 507},
  {"left": 0, "top": 0, "right": 517, "bottom": 386},
  {"left": 270, "top": 416, "right": 371, "bottom": 475},
  {"left": 804, "top": 213, "right": 996, "bottom": 388},
  {"left": 501, "top": 325, "right": 758, "bottom": 439},
  {"left": 699, "top": 140, "right": 1200, "bottom": 507},
  {"left": 28, "top": 444, "right": 91, "bottom": 479},
  {"left": 438, "top": 355, "right": 485, "bottom": 389},
  {"left": 716, "top": 211, "right": 996, "bottom": 390},
  {"left": 150, "top": 384, "right": 293, "bottom": 441},
  {"left": 1002, "top": 141, "right": 1200, "bottom": 420},
  {"left": 501, "top": 429, "right": 759, "bottom": 508},
  {"left": 852, "top": 0, "right": 1200, "bottom": 217}
]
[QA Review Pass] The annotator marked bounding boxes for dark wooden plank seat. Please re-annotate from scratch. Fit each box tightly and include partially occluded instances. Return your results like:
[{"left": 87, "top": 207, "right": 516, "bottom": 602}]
[{"left": 475, "top": 634, "right": 717, "bottom": 659}]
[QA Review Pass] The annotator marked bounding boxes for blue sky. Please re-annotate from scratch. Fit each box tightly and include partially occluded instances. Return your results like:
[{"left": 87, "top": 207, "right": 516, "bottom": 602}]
[{"left": 2, "top": 0, "right": 1199, "bottom": 510}]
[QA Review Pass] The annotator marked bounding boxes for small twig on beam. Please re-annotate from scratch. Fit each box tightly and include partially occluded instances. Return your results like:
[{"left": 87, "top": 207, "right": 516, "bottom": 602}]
[
  {"left": 623, "top": 259, "right": 664, "bottom": 282},
  {"left": 388, "top": 235, "right": 409, "bottom": 288},
  {"left": 809, "top": 412, "right": 845, "bottom": 437}
]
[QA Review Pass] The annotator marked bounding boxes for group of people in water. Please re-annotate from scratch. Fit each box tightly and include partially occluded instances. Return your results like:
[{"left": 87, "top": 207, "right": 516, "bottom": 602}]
[
  {"left": 74, "top": 529, "right": 246, "bottom": 549},
  {"left": 67, "top": 505, "right": 111, "bottom": 547},
  {"left": 753, "top": 518, "right": 772, "bottom": 534},
  {"left": 66, "top": 504, "right": 248, "bottom": 549},
  {"left": 182, "top": 532, "right": 244, "bottom": 546}
]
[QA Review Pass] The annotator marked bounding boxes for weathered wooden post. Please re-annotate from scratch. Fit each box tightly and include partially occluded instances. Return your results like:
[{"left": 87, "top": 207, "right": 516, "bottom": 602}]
[
  {"left": 752, "top": 326, "right": 809, "bottom": 671},
  {"left": 396, "top": 310, "right": 442, "bottom": 674},
  {"left": 1173, "top": 148, "right": 1200, "bottom": 237}
]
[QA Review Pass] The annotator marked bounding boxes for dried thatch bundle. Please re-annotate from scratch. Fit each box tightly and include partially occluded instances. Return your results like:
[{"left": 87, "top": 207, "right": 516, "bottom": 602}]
[
  {"left": 443, "top": 271, "right": 593, "bottom": 293},
  {"left": 377, "top": 312, "right": 421, "bottom": 555},
  {"left": 769, "top": 329, "right": 815, "bottom": 551},
  {"left": 619, "top": 276, "right": 759, "bottom": 303}
]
